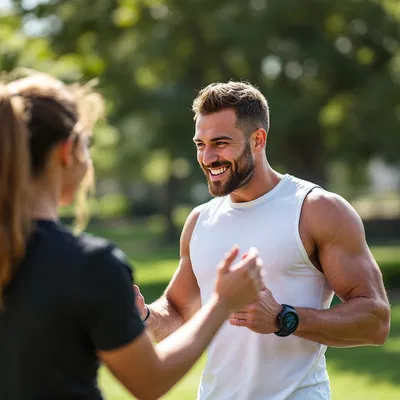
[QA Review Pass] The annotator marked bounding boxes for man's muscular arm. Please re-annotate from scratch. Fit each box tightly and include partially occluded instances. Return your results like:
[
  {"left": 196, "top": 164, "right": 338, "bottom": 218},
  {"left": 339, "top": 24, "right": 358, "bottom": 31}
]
[
  {"left": 294, "top": 190, "right": 390, "bottom": 347},
  {"left": 230, "top": 189, "right": 390, "bottom": 348},
  {"left": 146, "top": 209, "right": 202, "bottom": 342}
]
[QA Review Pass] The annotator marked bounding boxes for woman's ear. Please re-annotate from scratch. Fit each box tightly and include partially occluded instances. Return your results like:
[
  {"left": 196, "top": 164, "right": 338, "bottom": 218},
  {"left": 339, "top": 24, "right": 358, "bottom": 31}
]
[{"left": 58, "top": 138, "right": 74, "bottom": 168}]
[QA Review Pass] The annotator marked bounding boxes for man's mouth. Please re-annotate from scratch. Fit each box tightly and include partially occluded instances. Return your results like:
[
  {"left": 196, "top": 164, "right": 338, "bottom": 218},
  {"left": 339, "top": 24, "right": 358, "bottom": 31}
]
[{"left": 207, "top": 166, "right": 230, "bottom": 180}]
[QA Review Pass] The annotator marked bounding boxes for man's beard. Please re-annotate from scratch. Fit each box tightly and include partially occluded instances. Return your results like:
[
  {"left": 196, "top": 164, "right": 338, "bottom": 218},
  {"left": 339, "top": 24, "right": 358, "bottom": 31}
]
[{"left": 202, "top": 141, "right": 255, "bottom": 197}]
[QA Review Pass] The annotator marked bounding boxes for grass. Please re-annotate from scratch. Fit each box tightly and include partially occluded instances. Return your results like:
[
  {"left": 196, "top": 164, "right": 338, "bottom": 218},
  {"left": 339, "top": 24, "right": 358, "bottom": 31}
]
[{"left": 85, "top": 221, "right": 400, "bottom": 400}]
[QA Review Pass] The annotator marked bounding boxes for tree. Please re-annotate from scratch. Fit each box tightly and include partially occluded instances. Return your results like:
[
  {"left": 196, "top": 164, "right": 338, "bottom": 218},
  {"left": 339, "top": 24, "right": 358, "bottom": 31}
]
[{"left": 5, "top": 0, "right": 400, "bottom": 237}]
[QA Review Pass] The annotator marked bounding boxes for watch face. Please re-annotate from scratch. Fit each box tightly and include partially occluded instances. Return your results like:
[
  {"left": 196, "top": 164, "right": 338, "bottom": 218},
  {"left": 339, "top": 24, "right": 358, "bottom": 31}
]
[{"left": 283, "top": 312, "right": 298, "bottom": 331}]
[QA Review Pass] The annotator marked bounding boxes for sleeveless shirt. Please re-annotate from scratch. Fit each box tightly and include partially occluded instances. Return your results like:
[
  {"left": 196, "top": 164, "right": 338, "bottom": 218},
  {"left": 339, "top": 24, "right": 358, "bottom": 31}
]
[{"left": 190, "top": 174, "right": 334, "bottom": 400}]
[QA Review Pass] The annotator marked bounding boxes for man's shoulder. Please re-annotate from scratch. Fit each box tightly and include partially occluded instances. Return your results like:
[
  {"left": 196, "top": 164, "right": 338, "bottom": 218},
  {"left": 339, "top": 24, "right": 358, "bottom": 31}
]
[
  {"left": 303, "top": 188, "right": 364, "bottom": 242},
  {"left": 288, "top": 173, "right": 348, "bottom": 210},
  {"left": 304, "top": 188, "right": 353, "bottom": 214}
]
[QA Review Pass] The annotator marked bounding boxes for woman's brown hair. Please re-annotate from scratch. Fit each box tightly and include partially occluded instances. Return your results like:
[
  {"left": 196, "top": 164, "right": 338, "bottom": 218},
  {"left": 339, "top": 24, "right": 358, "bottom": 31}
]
[{"left": 0, "top": 70, "right": 104, "bottom": 305}]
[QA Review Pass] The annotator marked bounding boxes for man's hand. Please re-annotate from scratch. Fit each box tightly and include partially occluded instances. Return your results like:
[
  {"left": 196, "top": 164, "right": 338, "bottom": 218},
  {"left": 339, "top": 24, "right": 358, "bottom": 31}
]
[
  {"left": 133, "top": 285, "right": 148, "bottom": 321},
  {"left": 229, "top": 286, "right": 282, "bottom": 334}
]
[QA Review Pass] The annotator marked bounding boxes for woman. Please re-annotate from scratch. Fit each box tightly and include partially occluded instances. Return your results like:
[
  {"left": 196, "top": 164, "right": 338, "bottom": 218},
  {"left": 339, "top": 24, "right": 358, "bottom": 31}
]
[{"left": 0, "top": 71, "right": 263, "bottom": 400}]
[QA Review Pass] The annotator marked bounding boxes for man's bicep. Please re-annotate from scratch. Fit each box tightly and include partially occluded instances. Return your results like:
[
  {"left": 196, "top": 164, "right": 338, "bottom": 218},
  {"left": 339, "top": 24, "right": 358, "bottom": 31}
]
[
  {"left": 310, "top": 192, "right": 386, "bottom": 302},
  {"left": 320, "top": 240, "right": 385, "bottom": 302}
]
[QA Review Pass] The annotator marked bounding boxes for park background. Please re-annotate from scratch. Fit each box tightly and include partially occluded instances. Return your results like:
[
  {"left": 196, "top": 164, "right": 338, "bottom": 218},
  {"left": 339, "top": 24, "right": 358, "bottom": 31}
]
[{"left": 1, "top": 0, "right": 400, "bottom": 399}]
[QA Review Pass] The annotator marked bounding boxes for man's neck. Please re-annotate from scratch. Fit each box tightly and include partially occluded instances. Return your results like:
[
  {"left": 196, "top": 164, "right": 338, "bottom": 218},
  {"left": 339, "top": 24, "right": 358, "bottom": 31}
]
[{"left": 229, "top": 164, "right": 282, "bottom": 204}]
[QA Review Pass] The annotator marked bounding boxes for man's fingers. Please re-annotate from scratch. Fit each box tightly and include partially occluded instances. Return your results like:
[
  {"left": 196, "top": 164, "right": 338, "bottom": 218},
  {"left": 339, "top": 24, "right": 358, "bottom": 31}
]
[
  {"left": 231, "top": 312, "right": 248, "bottom": 320},
  {"left": 229, "top": 318, "right": 249, "bottom": 327}
]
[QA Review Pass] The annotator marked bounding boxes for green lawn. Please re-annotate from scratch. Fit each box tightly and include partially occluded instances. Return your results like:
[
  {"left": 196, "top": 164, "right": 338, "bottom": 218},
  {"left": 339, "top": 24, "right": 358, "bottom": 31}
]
[{"left": 86, "top": 221, "right": 400, "bottom": 400}]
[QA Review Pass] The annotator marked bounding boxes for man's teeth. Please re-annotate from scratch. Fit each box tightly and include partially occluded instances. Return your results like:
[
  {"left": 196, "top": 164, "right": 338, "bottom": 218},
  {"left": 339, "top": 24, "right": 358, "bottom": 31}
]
[{"left": 209, "top": 167, "right": 228, "bottom": 176}]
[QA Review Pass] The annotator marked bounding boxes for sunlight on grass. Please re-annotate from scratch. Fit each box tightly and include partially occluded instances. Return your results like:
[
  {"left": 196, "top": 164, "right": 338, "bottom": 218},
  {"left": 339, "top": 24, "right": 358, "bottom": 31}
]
[
  {"left": 329, "top": 368, "right": 400, "bottom": 400},
  {"left": 134, "top": 259, "right": 178, "bottom": 284}
]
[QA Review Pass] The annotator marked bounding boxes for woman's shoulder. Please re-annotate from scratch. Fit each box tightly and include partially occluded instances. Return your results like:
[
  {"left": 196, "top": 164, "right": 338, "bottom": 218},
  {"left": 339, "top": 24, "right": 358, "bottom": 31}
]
[{"left": 77, "top": 232, "right": 132, "bottom": 276}]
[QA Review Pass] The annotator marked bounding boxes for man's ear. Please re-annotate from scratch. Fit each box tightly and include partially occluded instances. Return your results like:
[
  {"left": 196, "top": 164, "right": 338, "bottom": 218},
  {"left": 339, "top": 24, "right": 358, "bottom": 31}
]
[
  {"left": 58, "top": 138, "right": 74, "bottom": 168},
  {"left": 252, "top": 129, "right": 267, "bottom": 153}
]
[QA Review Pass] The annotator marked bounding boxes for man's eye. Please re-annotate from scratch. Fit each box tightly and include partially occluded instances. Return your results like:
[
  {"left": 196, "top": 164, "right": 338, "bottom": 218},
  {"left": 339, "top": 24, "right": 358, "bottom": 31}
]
[
  {"left": 215, "top": 142, "right": 227, "bottom": 146},
  {"left": 195, "top": 143, "right": 204, "bottom": 149}
]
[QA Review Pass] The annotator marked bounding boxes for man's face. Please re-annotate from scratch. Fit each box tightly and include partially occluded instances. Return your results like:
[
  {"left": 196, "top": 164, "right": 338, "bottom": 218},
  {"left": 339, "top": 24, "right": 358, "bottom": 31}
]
[{"left": 193, "top": 109, "right": 255, "bottom": 197}]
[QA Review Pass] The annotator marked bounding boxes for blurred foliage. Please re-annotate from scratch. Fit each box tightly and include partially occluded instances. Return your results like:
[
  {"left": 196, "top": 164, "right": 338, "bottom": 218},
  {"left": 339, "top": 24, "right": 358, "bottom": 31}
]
[{"left": 1, "top": 0, "right": 400, "bottom": 233}]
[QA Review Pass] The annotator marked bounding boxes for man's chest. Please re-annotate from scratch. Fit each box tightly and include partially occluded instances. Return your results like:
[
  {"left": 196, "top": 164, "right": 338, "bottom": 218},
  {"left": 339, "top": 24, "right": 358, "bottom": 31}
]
[{"left": 190, "top": 211, "right": 301, "bottom": 288}]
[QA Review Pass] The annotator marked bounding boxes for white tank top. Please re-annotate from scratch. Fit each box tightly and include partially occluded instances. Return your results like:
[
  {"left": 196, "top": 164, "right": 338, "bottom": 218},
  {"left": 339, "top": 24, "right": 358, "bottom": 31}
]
[{"left": 190, "top": 174, "right": 334, "bottom": 400}]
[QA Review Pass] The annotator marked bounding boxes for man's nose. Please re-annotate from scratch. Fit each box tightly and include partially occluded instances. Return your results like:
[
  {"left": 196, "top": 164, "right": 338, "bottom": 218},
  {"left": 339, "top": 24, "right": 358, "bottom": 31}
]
[{"left": 202, "top": 146, "right": 218, "bottom": 166}]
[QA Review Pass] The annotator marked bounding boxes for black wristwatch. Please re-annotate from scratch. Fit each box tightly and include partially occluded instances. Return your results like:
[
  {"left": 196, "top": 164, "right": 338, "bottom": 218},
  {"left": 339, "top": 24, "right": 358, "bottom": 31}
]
[{"left": 274, "top": 304, "right": 299, "bottom": 337}]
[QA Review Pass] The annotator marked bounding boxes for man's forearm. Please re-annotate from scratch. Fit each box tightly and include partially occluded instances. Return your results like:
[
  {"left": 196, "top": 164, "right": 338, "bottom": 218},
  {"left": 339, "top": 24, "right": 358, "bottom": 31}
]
[
  {"left": 295, "top": 297, "right": 390, "bottom": 347},
  {"left": 147, "top": 297, "right": 184, "bottom": 342}
]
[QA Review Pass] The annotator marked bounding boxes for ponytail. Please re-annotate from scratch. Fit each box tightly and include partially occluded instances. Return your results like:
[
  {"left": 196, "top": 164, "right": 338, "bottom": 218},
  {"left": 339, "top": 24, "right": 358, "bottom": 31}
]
[{"left": 0, "top": 86, "right": 31, "bottom": 307}]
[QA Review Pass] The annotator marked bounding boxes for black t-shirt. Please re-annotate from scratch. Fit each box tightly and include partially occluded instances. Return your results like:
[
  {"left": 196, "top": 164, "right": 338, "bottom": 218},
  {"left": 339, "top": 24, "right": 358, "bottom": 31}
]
[{"left": 0, "top": 220, "right": 145, "bottom": 400}]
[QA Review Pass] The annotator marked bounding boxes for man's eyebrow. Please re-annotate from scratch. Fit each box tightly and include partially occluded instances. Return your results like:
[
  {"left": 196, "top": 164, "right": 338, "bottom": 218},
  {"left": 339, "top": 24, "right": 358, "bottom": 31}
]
[{"left": 193, "top": 136, "right": 233, "bottom": 143}]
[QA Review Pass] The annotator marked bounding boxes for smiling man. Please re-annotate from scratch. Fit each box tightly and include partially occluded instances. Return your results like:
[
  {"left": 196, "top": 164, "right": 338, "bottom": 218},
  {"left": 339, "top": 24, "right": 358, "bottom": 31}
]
[
  {"left": 194, "top": 118, "right": 255, "bottom": 198},
  {"left": 135, "top": 81, "right": 390, "bottom": 400}
]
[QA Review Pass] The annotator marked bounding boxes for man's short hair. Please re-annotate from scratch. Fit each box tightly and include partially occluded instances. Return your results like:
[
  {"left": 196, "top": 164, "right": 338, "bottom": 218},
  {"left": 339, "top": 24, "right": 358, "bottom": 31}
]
[{"left": 192, "top": 81, "right": 270, "bottom": 135}]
